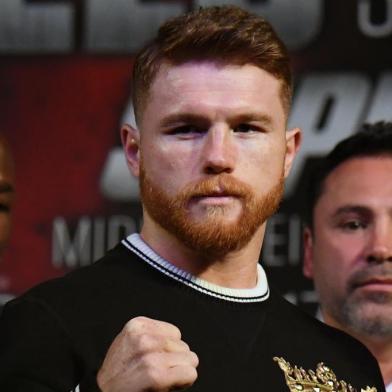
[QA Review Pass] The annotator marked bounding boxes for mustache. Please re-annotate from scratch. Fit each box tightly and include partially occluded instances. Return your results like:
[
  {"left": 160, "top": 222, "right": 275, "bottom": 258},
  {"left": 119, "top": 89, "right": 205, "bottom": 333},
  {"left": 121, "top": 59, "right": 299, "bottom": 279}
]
[
  {"left": 179, "top": 175, "right": 251, "bottom": 199},
  {"left": 347, "top": 264, "right": 392, "bottom": 291}
]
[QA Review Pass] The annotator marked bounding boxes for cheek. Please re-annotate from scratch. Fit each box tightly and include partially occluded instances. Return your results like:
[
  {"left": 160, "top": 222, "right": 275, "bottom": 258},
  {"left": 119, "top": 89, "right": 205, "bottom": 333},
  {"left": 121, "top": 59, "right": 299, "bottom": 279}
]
[
  {"left": 246, "top": 138, "right": 285, "bottom": 167},
  {"left": 141, "top": 141, "right": 176, "bottom": 172},
  {"left": 311, "top": 233, "right": 362, "bottom": 289},
  {"left": 141, "top": 143, "right": 197, "bottom": 193},
  {"left": 319, "top": 231, "right": 365, "bottom": 263},
  {"left": 311, "top": 249, "right": 347, "bottom": 298},
  {"left": 240, "top": 147, "right": 284, "bottom": 186}
]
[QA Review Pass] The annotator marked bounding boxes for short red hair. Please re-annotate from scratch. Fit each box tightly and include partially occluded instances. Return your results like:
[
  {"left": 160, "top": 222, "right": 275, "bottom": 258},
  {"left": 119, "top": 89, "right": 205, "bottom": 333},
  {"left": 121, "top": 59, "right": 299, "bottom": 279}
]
[{"left": 132, "top": 5, "right": 292, "bottom": 123}]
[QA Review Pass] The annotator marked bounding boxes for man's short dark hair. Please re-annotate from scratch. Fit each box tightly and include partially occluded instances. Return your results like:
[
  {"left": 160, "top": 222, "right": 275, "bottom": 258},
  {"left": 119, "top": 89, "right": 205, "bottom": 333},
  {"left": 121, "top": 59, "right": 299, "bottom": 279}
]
[{"left": 305, "top": 121, "right": 392, "bottom": 229}]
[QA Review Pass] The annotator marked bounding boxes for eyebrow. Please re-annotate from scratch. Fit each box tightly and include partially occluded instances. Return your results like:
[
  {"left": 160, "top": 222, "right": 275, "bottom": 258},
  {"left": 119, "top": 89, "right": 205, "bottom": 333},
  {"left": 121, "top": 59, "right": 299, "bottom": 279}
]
[
  {"left": 159, "top": 112, "right": 274, "bottom": 128},
  {"left": 332, "top": 205, "right": 372, "bottom": 218},
  {"left": 160, "top": 113, "right": 209, "bottom": 128},
  {"left": 232, "top": 113, "right": 273, "bottom": 126}
]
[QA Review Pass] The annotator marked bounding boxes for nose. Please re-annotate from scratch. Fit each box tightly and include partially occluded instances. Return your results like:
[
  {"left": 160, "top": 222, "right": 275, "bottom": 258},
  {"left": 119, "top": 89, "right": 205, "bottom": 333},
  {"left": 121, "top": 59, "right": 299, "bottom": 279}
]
[
  {"left": 202, "top": 126, "right": 236, "bottom": 175},
  {"left": 366, "top": 220, "right": 392, "bottom": 263}
]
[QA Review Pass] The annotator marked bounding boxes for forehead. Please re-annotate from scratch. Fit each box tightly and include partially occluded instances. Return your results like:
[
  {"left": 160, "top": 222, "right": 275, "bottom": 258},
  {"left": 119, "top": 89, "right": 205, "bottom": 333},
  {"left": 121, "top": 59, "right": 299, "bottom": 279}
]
[
  {"left": 316, "top": 156, "right": 392, "bottom": 212},
  {"left": 141, "top": 61, "right": 285, "bottom": 126}
]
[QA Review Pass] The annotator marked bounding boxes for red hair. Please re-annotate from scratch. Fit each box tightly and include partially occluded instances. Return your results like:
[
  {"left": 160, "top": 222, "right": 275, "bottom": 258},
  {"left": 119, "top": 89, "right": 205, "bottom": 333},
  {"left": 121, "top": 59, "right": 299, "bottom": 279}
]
[{"left": 132, "top": 5, "right": 292, "bottom": 123}]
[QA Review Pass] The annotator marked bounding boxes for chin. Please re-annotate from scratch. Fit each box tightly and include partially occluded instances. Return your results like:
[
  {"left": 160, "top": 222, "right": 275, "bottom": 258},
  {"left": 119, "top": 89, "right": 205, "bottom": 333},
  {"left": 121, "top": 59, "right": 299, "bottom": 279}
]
[{"left": 192, "top": 207, "right": 241, "bottom": 222}]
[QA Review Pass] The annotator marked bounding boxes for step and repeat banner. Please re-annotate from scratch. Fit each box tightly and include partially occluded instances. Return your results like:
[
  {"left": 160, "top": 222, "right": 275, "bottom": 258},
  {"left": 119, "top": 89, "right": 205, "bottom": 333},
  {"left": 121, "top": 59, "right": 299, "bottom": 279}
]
[{"left": 0, "top": 0, "right": 391, "bottom": 313}]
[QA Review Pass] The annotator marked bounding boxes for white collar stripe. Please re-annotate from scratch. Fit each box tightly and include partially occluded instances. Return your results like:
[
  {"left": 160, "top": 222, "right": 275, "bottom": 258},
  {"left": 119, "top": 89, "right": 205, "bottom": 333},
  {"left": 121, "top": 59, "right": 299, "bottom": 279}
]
[
  {"left": 121, "top": 234, "right": 269, "bottom": 303},
  {"left": 122, "top": 238, "right": 268, "bottom": 302}
]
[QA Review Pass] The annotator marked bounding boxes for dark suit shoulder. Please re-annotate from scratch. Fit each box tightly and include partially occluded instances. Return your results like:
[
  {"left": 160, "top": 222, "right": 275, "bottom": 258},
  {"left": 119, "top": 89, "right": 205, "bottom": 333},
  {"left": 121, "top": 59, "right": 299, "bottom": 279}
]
[{"left": 266, "top": 288, "right": 384, "bottom": 391}]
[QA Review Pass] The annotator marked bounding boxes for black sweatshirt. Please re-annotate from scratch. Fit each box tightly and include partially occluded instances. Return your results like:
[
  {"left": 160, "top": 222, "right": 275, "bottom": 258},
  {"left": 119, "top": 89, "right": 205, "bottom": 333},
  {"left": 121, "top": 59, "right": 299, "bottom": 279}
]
[{"left": 0, "top": 235, "right": 385, "bottom": 392}]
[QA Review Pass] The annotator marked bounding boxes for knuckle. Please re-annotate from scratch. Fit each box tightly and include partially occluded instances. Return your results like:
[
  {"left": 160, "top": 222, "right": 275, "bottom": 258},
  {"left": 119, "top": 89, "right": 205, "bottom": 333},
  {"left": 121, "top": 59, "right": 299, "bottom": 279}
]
[
  {"left": 187, "top": 366, "right": 198, "bottom": 382},
  {"left": 189, "top": 351, "right": 199, "bottom": 367},
  {"left": 137, "top": 333, "right": 156, "bottom": 352},
  {"left": 171, "top": 324, "right": 182, "bottom": 339},
  {"left": 124, "top": 316, "right": 149, "bottom": 334},
  {"left": 179, "top": 340, "right": 190, "bottom": 351},
  {"left": 178, "top": 365, "right": 198, "bottom": 386},
  {"left": 164, "top": 338, "right": 182, "bottom": 353}
]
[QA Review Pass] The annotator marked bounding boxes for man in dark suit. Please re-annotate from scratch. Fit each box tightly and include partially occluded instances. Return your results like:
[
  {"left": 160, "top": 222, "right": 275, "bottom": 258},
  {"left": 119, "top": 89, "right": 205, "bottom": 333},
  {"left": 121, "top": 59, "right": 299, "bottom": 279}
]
[{"left": 303, "top": 122, "right": 392, "bottom": 391}]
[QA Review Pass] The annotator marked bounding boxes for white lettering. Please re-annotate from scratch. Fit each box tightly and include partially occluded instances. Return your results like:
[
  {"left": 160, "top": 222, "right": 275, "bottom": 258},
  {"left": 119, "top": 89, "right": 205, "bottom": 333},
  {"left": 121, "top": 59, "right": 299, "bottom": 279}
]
[
  {"left": 52, "top": 217, "right": 92, "bottom": 268},
  {"left": 366, "top": 72, "right": 392, "bottom": 122},
  {"left": 197, "top": 0, "right": 323, "bottom": 50},
  {"left": 287, "top": 72, "right": 371, "bottom": 195},
  {"left": 0, "top": 0, "right": 73, "bottom": 52},
  {"left": 52, "top": 216, "right": 137, "bottom": 267},
  {"left": 85, "top": 0, "right": 184, "bottom": 52},
  {"left": 358, "top": 0, "right": 392, "bottom": 37},
  {"left": 263, "top": 213, "right": 287, "bottom": 267}
]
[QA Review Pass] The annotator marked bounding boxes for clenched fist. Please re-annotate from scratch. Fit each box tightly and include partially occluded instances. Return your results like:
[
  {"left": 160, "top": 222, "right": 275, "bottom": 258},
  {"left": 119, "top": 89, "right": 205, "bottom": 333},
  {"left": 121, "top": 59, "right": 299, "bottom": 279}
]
[{"left": 97, "top": 316, "right": 199, "bottom": 392}]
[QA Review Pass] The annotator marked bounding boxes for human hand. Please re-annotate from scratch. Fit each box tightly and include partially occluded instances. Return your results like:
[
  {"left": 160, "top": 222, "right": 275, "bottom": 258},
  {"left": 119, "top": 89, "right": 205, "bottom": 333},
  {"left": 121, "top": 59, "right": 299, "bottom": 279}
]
[{"left": 97, "top": 316, "right": 199, "bottom": 392}]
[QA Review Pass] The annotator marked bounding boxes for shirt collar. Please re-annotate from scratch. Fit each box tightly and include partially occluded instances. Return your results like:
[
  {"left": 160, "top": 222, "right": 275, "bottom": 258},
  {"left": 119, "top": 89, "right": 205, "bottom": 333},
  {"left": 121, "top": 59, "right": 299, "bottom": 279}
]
[{"left": 122, "top": 233, "right": 269, "bottom": 303}]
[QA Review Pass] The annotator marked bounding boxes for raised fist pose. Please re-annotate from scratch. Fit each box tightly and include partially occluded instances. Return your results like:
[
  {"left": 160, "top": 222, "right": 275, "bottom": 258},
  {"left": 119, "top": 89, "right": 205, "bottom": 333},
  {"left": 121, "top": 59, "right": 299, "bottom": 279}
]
[{"left": 97, "top": 317, "right": 198, "bottom": 392}]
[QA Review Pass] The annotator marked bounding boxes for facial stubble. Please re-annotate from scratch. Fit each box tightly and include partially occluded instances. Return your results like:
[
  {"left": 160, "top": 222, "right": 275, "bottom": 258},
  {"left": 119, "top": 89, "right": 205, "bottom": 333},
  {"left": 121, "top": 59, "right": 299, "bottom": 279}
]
[{"left": 326, "top": 265, "right": 392, "bottom": 338}]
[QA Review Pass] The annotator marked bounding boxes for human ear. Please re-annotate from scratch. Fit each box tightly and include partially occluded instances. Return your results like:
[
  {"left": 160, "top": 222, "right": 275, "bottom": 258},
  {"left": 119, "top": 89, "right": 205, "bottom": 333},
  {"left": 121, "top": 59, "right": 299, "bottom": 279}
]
[
  {"left": 121, "top": 124, "right": 140, "bottom": 177},
  {"left": 284, "top": 127, "right": 302, "bottom": 178}
]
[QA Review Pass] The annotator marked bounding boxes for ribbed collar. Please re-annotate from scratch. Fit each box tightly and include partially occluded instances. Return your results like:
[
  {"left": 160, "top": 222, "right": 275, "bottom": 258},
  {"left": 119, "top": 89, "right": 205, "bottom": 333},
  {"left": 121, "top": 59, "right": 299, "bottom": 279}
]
[{"left": 122, "top": 233, "right": 269, "bottom": 303}]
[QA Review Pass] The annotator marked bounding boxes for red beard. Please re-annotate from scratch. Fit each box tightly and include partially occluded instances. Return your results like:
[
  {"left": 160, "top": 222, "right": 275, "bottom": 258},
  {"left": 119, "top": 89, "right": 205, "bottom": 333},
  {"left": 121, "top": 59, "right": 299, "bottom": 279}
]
[{"left": 140, "top": 165, "right": 284, "bottom": 257}]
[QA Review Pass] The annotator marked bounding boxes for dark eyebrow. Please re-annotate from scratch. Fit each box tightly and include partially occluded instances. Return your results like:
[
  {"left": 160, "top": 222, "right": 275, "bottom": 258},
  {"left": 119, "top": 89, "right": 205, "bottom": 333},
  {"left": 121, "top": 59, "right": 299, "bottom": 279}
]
[
  {"left": 160, "top": 113, "right": 209, "bottom": 128},
  {"left": 332, "top": 205, "right": 372, "bottom": 218},
  {"left": 232, "top": 113, "right": 273, "bottom": 126},
  {"left": 160, "top": 112, "right": 273, "bottom": 128}
]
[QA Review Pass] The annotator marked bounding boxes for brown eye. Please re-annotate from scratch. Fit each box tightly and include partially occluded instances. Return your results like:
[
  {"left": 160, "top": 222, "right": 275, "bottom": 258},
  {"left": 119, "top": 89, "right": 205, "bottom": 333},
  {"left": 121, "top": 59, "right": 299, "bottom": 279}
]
[
  {"left": 340, "top": 220, "right": 367, "bottom": 231},
  {"left": 234, "top": 123, "right": 254, "bottom": 133},
  {"left": 170, "top": 125, "right": 203, "bottom": 135}
]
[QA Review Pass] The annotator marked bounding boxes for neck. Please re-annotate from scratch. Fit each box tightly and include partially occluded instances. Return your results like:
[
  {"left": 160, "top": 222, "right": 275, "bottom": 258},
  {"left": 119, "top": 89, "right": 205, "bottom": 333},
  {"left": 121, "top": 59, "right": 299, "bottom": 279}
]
[
  {"left": 324, "top": 313, "right": 392, "bottom": 385},
  {"left": 140, "top": 215, "right": 266, "bottom": 289},
  {"left": 353, "top": 333, "right": 392, "bottom": 386}
]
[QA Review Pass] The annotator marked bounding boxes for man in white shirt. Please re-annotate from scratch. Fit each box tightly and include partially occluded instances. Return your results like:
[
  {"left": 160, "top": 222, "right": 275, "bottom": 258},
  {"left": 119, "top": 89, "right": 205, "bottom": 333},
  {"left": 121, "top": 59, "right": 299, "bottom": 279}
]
[{"left": 303, "top": 122, "right": 392, "bottom": 391}]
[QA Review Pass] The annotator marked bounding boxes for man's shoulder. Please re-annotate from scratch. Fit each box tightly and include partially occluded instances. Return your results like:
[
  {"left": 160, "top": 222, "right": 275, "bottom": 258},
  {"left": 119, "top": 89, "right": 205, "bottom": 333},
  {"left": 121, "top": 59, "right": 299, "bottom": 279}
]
[
  {"left": 266, "top": 289, "right": 384, "bottom": 391},
  {"left": 4, "top": 242, "right": 139, "bottom": 314},
  {"left": 268, "top": 289, "right": 370, "bottom": 352}
]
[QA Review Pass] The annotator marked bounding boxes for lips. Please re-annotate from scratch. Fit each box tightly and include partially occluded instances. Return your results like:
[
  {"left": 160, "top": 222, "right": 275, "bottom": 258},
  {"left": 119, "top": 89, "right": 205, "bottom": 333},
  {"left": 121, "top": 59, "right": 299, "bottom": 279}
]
[
  {"left": 192, "top": 193, "right": 237, "bottom": 204},
  {"left": 191, "top": 186, "right": 241, "bottom": 198},
  {"left": 353, "top": 277, "right": 392, "bottom": 291},
  {"left": 181, "top": 175, "right": 250, "bottom": 202},
  {"left": 194, "top": 191, "right": 232, "bottom": 198}
]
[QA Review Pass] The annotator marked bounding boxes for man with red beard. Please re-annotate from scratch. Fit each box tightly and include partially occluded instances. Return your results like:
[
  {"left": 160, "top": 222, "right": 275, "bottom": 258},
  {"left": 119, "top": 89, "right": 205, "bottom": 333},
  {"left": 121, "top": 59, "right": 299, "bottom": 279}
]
[
  {"left": 0, "top": 6, "right": 385, "bottom": 392},
  {"left": 303, "top": 122, "right": 392, "bottom": 391}
]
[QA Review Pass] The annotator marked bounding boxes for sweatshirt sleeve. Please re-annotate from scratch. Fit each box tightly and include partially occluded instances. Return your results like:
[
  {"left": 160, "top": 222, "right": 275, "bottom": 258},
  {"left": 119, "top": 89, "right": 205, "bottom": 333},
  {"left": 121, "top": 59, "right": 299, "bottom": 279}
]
[{"left": 0, "top": 296, "right": 80, "bottom": 392}]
